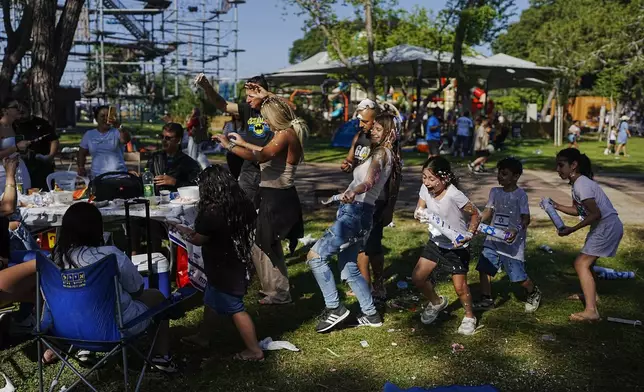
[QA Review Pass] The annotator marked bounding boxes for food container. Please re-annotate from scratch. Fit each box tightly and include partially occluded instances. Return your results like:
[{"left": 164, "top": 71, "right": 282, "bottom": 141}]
[
  {"left": 52, "top": 191, "right": 74, "bottom": 205},
  {"left": 177, "top": 186, "right": 199, "bottom": 200}
]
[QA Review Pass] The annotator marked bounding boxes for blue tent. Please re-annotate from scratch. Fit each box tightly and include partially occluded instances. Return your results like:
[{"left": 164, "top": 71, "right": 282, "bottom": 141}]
[{"left": 331, "top": 118, "right": 360, "bottom": 148}]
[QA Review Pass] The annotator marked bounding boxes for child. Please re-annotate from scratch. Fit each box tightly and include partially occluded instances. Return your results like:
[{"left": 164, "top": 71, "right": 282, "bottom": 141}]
[
  {"left": 551, "top": 148, "right": 623, "bottom": 322},
  {"left": 608, "top": 126, "right": 617, "bottom": 154},
  {"left": 412, "top": 157, "right": 481, "bottom": 335},
  {"left": 468, "top": 119, "right": 491, "bottom": 174},
  {"left": 176, "top": 165, "right": 264, "bottom": 361},
  {"left": 473, "top": 157, "right": 541, "bottom": 312}
]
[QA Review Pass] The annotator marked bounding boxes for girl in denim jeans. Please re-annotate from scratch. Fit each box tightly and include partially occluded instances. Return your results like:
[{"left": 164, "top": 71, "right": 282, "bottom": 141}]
[{"left": 308, "top": 112, "right": 401, "bottom": 333}]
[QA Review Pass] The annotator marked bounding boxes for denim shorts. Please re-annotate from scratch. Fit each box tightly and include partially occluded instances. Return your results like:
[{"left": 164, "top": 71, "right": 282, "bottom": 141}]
[
  {"left": 312, "top": 202, "right": 374, "bottom": 260},
  {"left": 476, "top": 247, "right": 528, "bottom": 283},
  {"left": 204, "top": 285, "right": 245, "bottom": 315}
]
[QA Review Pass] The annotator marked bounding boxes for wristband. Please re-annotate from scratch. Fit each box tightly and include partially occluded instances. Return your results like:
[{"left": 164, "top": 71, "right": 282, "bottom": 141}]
[
  {"left": 5, "top": 184, "right": 15, "bottom": 188},
  {"left": 228, "top": 141, "right": 237, "bottom": 151}
]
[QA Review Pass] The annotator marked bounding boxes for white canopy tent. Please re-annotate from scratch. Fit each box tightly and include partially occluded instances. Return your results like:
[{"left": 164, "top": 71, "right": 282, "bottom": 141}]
[{"left": 263, "top": 44, "right": 556, "bottom": 90}]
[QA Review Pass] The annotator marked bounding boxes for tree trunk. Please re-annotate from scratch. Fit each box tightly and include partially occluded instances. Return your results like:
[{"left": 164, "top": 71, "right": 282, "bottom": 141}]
[
  {"left": 0, "top": 0, "right": 34, "bottom": 102},
  {"left": 29, "top": 0, "right": 56, "bottom": 123},
  {"left": 364, "top": 0, "right": 376, "bottom": 101},
  {"left": 540, "top": 87, "right": 555, "bottom": 121},
  {"left": 452, "top": 2, "right": 472, "bottom": 116},
  {"left": 54, "top": 0, "right": 86, "bottom": 85}
]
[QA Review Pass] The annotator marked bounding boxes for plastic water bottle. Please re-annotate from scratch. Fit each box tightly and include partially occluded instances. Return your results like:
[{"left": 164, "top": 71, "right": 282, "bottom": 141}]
[
  {"left": 15, "top": 167, "right": 23, "bottom": 195},
  {"left": 142, "top": 169, "right": 154, "bottom": 197},
  {"left": 424, "top": 212, "right": 472, "bottom": 245},
  {"left": 539, "top": 245, "right": 554, "bottom": 254}
]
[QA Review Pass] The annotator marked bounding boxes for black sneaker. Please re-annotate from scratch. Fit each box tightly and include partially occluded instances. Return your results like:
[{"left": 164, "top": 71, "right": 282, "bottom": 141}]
[
  {"left": 472, "top": 296, "right": 494, "bottom": 310},
  {"left": 525, "top": 286, "right": 542, "bottom": 313},
  {"left": 151, "top": 355, "right": 178, "bottom": 374},
  {"left": 357, "top": 312, "right": 383, "bottom": 328},
  {"left": 315, "top": 305, "right": 350, "bottom": 333}
]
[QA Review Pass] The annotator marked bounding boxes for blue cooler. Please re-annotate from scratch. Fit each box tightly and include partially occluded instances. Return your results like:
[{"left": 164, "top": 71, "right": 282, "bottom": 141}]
[{"left": 131, "top": 253, "right": 171, "bottom": 298}]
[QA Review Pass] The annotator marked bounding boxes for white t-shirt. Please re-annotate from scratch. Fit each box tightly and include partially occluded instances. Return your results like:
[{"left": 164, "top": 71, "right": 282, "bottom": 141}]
[
  {"left": 572, "top": 175, "right": 618, "bottom": 223},
  {"left": 609, "top": 129, "right": 617, "bottom": 141},
  {"left": 483, "top": 187, "right": 530, "bottom": 261},
  {"left": 62, "top": 246, "right": 145, "bottom": 325},
  {"left": 80, "top": 128, "right": 127, "bottom": 178},
  {"left": 568, "top": 124, "right": 581, "bottom": 136},
  {"left": 419, "top": 184, "right": 471, "bottom": 249},
  {"left": 456, "top": 116, "right": 473, "bottom": 137}
]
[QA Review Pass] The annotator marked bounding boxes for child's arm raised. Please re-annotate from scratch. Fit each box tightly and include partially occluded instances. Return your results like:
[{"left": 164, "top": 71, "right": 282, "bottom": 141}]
[
  {"left": 552, "top": 200, "right": 579, "bottom": 216},
  {"left": 559, "top": 198, "right": 601, "bottom": 236}
]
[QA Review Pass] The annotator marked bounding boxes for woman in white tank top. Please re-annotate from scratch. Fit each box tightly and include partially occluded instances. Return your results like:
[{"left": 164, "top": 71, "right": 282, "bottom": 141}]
[{"left": 306, "top": 112, "right": 401, "bottom": 333}]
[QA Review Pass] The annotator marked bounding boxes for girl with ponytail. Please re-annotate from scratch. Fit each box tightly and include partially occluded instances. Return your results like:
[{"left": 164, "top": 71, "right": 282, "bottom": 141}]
[
  {"left": 550, "top": 148, "right": 624, "bottom": 323},
  {"left": 214, "top": 96, "right": 306, "bottom": 306}
]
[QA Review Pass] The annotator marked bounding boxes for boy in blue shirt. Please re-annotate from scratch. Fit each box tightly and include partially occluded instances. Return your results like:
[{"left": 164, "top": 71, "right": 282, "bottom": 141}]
[{"left": 474, "top": 157, "right": 542, "bottom": 312}]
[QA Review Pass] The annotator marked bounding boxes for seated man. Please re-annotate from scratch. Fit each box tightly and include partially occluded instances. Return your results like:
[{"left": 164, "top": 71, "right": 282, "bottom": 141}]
[{"left": 147, "top": 123, "right": 201, "bottom": 194}]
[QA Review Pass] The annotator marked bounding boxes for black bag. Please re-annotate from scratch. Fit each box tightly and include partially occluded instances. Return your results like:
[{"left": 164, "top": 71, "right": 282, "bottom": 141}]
[{"left": 91, "top": 171, "right": 143, "bottom": 201}]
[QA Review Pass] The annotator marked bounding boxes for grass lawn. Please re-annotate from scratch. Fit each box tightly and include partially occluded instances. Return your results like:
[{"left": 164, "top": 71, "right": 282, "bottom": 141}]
[
  {"left": 1, "top": 211, "right": 643, "bottom": 391},
  {"left": 304, "top": 136, "right": 644, "bottom": 175}
]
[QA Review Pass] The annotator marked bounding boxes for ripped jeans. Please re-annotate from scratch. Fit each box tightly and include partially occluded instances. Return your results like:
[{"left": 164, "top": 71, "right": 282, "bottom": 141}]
[{"left": 308, "top": 202, "right": 376, "bottom": 316}]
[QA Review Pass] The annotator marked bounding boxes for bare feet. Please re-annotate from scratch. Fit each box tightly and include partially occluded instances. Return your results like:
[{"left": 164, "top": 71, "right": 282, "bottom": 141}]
[
  {"left": 566, "top": 293, "right": 601, "bottom": 303},
  {"left": 569, "top": 310, "right": 601, "bottom": 323},
  {"left": 233, "top": 349, "right": 264, "bottom": 362}
]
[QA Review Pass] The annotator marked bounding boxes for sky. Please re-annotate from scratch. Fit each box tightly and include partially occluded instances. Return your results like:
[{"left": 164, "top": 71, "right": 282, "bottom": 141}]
[{"left": 235, "top": 0, "right": 531, "bottom": 79}]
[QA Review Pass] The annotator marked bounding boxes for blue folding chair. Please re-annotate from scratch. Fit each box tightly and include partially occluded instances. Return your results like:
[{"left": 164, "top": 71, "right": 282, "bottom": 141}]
[{"left": 33, "top": 251, "right": 193, "bottom": 392}]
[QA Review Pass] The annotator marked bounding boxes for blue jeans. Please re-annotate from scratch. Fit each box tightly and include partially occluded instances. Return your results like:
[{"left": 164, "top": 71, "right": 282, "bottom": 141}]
[{"left": 308, "top": 202, "right": 376, "bottom": 316}]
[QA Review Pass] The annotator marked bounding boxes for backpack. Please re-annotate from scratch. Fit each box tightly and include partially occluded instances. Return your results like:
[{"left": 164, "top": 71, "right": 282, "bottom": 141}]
[{"left": 91, "top": 172, "right": 143, "bottom": 201}]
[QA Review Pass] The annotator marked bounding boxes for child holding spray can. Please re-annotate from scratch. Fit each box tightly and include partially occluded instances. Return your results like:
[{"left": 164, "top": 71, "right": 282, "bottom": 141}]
[
  {"left": 412, "top": 157, "right": 481, "bottom": 335},
  {"left": 551, "top": 148, "right": 623, "bottom": 323},
  {"left": 473, "top": 157, "right": 542, "bottom": 313}
]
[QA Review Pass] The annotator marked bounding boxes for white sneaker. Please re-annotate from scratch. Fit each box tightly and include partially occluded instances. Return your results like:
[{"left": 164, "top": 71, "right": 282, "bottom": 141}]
[
  {"left": 420, "top": 296, "right": 448, "bottom": 325},
  {"left": 457, "top": 316, "right": 477, "bottom": 335}
]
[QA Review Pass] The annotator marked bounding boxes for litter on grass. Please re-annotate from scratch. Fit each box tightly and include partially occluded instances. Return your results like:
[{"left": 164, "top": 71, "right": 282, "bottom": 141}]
[{"left": 259, "top": 337, "right": 300, "bottom": 351}]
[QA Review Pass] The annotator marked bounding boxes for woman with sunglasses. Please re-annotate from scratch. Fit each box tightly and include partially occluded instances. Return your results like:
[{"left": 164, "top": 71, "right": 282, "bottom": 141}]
[
  {"left": 0, "top": 99, "right": 31, "bottom": 190},
  {"left": 214, "top": 96, "right": 306, "bottom": 306}
]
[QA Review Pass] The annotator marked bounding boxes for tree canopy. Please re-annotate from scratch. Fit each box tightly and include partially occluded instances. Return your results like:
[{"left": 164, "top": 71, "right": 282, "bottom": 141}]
[{"left": 494, "top": 0, "right": 644, "bottom": 107}]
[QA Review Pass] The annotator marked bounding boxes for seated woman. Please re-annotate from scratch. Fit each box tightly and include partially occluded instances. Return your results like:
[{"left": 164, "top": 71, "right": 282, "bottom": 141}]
[
  {"left": 0, "top": 156, "right": 36, "bottom": 309},
  {"left": 50, "top": 202, "right": 176, "bottom": 372}
]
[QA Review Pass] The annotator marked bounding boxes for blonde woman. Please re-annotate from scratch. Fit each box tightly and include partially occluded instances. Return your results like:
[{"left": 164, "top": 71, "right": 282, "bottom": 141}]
[{"left": 214, "top": 96, "right": 306, "bottom": 305}]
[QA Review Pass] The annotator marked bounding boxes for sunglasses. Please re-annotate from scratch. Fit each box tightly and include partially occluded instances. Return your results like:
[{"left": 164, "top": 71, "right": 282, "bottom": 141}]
[{"left": 161, "top": 135, "right": 179, "bottom": 141}]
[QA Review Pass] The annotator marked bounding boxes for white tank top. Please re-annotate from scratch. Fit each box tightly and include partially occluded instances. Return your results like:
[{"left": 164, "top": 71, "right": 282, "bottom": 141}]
[{"left": 346, "top": 148, "right": 392, "bottom": 205}]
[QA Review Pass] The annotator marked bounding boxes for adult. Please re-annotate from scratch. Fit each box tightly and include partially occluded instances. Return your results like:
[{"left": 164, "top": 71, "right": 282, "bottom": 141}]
[
  {"left": 614, "top": 116, "right": 631, "bottom": 158},
  {"left": 223, "top": 113, "right": 244, "bottom": 179},
  {"left": 51, "top": 202, "right": 177, "bottom": 372},
  {"left": 196, "top": 74, "right": 276, "bottom": 208},
  {"left": 568, "top": 120, "right": 581, "bottom": 149},
  {"left": 308, "top": 112, "right": 400, "bottom": 333},
  {"left": 185, "top": 107, "right": 210, "bottom": 169},
  {"left": 425, "top": 109, "right": 441, "bottom": 158},
  {"left": 14, "top": 103, "right": 59, "bottom": 190},
  {"left": 0, "top": 100, "right": 31, "bottom": 190},
  {"left": 147, "top": 123, "right": 201, "bottom": 194},
  {"left": 453, "top": 111, "right": 473, "bottom": 158},
  {"left": 468, "top": 119, "right": 492, "bottom": 173},
  {"left": 77, "top": 105, "right": 131, "bottom": 179},
  {"left": 340, "top": 100, "right": 400, "bottom": 300},
  {"left": 214, "top": 97, "right": 305, "bottom": 305}
]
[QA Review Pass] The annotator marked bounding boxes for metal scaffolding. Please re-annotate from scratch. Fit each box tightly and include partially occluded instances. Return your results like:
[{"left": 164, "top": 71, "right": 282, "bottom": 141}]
[{"left": 0, "top": 0, "right": 245, "bottom": 105}]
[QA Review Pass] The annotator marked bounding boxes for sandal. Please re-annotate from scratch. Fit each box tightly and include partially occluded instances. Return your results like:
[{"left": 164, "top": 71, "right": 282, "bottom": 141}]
[{"left": 233, "top": 352, "right": 264, "bottom": 362}]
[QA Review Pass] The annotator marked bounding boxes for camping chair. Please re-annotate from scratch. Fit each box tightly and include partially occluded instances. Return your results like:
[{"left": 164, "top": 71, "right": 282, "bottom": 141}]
[
  {"left": 33, "top": 252, "right": 194, "bottom": 392},
  {"left": 45, "top": 171, "right": 89, "bottom": 191}
]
